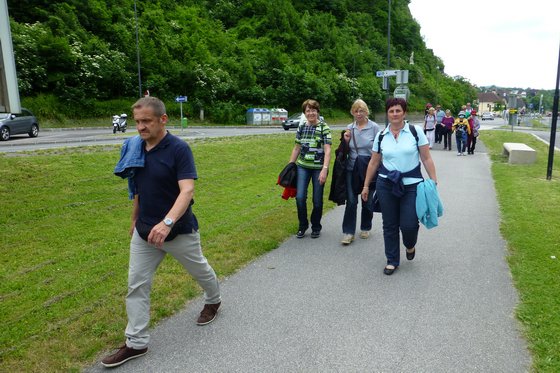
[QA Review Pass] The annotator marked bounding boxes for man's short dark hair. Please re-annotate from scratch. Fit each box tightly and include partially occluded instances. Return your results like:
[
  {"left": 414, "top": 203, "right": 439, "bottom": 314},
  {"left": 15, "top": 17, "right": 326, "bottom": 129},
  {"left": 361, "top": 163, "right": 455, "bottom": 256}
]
[{"left": 132, "top": 97, "right": 166, "bottom": 117}]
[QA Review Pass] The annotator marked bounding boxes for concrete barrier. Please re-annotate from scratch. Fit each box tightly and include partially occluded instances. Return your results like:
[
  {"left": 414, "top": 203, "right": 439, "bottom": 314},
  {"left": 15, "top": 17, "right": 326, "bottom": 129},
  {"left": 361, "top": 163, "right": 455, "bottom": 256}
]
[{"left": 503, "top": 142, "right": 536, "bottom": 164}]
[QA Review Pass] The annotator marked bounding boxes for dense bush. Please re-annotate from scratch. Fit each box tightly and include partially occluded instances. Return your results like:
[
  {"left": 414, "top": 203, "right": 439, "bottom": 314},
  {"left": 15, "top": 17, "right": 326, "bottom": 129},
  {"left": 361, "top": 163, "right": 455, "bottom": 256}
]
[{"left": 9, "top": 0, "right": 478, "bottom": 122}]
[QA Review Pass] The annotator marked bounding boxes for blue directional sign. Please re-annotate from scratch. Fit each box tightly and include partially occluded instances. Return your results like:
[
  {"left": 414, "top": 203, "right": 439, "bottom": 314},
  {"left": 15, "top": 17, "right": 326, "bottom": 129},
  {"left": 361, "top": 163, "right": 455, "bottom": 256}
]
[
  {"left": 175, "top": 95, "right": 187, "bottom": 103},
  {"left": 376, "top": 70, "right": 399, "bottom": 78}
]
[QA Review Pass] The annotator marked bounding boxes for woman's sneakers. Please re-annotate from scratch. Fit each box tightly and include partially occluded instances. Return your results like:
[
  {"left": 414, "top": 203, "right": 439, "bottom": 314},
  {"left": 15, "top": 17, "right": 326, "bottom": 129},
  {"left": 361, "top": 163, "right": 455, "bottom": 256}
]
[
  {"left": 341, "top": 234, "right": 354, "bottom": 245},
  {"left": 310, "top": 230, "right": 321, "bottom": 238}
]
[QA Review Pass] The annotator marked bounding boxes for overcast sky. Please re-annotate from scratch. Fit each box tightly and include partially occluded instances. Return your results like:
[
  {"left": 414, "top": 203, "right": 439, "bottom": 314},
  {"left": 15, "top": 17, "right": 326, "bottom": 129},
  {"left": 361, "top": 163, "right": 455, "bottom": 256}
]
[{"left": 408, "top": 0, "right": 559, "bottom": 90}]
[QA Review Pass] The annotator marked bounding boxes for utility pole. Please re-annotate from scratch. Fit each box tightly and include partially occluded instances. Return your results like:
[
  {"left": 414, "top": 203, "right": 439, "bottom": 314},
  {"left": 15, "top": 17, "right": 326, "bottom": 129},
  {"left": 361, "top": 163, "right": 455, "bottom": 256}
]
[
  {"left": 385, "top": 0, "right": 391, "bottom": 126},
  {"left": 546, "top": 41, "right": 559, "bottom": 180},
  {"left": 134, "top": 0, "right": 142, "bottom": 98},
  {"left": 0, "top": 0, "right": 21, "bottom": 113}
]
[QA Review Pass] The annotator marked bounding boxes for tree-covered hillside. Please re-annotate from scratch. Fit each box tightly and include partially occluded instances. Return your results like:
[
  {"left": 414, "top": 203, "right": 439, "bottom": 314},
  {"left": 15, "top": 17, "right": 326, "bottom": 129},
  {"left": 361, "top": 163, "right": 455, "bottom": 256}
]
[{"left": 8, "top": 0, "right": 477, "bottom": 122}]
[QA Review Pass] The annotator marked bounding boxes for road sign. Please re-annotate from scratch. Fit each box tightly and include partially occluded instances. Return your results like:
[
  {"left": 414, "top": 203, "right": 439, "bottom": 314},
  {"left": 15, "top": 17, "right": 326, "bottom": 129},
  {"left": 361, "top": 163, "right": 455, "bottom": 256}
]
[
  {"left": 382, "top": 77, "right": 388, "bottom": 90},
  {"left": 376, "top": 70, "right": 399, "bottom": 78},
  {"left": 175, "top": 95, "right": 187, "bottom": 103},
  {"left": 394, "top": 85, "right": 410, "bottom": 101},
  {"left": 396, "top": 70, "right": 409, "bottom": 84}
]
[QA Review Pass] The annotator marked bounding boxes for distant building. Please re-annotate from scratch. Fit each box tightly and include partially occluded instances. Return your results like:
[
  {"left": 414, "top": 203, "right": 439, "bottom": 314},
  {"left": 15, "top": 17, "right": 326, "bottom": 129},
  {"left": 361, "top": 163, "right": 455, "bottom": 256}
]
[{"left": 477, "top": 92, "right": 504, "bottom": 113}]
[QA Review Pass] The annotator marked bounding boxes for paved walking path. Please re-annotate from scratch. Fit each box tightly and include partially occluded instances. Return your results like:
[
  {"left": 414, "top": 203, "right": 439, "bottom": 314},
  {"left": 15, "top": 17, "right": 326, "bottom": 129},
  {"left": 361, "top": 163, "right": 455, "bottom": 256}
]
[{"left": 88, "top": 139, "right": 531, "bottom": 372}]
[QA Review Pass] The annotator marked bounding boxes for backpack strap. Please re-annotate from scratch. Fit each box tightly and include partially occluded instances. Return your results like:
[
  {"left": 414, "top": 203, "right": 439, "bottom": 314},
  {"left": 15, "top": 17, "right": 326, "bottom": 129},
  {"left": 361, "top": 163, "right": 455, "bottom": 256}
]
[
  {"left": 409, "top": 124, "right": 419, "bottom": 149},
  {"left": 376, "top": 132, "right": 385, "bottom": 154}
]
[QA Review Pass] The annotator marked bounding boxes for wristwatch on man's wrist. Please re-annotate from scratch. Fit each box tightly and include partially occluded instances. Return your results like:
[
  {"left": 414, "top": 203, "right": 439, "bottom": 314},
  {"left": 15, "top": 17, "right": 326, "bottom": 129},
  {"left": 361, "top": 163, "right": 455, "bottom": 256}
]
[{"left": 163, "top": 217, "right": 174, "bottom": 227}]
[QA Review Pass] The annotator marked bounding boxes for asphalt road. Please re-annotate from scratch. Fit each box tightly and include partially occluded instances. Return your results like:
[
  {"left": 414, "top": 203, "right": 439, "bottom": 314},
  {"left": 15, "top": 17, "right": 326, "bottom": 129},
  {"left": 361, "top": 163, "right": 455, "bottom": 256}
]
[
  {"left": 1, "top": 118, "right": 558, "bottom": 154},
  {"left": 0, "top": 126, "right": 303, "bottom": 153},
  {"left": 85, "top": 127, "right": 532, "bottom": 372}
]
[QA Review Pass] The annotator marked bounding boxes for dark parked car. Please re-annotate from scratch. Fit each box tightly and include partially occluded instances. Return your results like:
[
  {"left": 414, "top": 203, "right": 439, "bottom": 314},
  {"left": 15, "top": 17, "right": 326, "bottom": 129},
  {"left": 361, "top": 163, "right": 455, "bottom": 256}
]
[
  {"left": 282, "top": 113, "right": 324, "bottom": 130},
  {"left": 0, "top": 108, "right": 39, "bottom": 141}
]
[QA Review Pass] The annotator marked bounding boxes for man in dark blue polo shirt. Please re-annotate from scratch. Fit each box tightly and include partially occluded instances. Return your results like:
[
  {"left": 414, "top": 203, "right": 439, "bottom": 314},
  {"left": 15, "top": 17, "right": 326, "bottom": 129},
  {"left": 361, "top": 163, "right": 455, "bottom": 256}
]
[{"left": 103, "top": 97, "right": 221, "bottom": 368}]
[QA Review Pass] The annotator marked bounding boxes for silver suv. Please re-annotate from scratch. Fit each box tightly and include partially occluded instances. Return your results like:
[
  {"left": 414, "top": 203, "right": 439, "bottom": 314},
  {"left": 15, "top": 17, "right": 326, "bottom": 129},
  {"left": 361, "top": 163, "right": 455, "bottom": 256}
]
[{"left": 0, "top": 108, "right": 39, "bottom": 141}]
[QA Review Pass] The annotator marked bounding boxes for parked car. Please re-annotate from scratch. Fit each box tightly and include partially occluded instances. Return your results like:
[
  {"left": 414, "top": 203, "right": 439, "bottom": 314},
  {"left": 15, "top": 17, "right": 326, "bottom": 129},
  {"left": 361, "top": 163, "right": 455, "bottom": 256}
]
[
  {"left": 282, "top": 113, "right": 303, "bottom": 130},
  {"left": 481, "top": 112, "right": 494, "bottom": 121},
  {"left": 0, "top": 108, "right": 39, "bottom": 141},
  {"left": 281, "top": 113, "right": 325, "bottom": 130}
]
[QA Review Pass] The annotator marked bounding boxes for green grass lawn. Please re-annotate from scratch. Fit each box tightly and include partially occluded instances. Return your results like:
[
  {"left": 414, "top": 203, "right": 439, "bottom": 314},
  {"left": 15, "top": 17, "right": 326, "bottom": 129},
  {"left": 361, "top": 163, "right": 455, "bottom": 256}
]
[
  {"left": 0, "top": 130, "right": 559, "bottom": 371},
  {"left": 0, "top": 133, "right": 338, "bottom": 371},
  {"left": 482, "top": 130, "right": 560, "bottom": 372}
]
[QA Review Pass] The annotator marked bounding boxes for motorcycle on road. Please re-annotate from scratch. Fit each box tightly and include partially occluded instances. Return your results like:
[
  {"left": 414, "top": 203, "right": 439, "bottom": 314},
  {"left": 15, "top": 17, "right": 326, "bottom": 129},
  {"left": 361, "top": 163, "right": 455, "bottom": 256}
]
[{"left": 112, "top": 114, "right": 127, "bottom": 133}]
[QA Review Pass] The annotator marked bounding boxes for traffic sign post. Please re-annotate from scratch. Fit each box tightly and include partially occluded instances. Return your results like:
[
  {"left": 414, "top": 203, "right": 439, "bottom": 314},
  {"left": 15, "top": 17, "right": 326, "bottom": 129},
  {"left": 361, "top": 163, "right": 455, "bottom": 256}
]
[
  {"left": 175, "top": 96, "right": 188, "bottom": 130},
  {"left": 393, "top": 85, "right": 410, "bottom": 101},
  {"left": 396, "top": 70, "right": 408, "bottom": 85},
  {"left": 382, "top": 77, "right": 388, "bottom": 90},
  {"left": 376, "top": 70, "right": 410, "bottom": 102}
]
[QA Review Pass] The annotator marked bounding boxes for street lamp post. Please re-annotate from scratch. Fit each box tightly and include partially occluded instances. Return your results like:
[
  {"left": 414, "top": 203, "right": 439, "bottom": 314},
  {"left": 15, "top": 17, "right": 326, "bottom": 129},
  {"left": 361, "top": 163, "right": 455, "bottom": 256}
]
[
  {"left": 352, "top": 50, "right": 362, "bottom": 99},
  {"left": 385, "top": 0, "right": 391, "bottom": 126},
  {"left": 352, "top": 55, "right": 356, "bottom": 99},
  {"left": 134, "top": 0, "right": 142, "bottom": 98},
  {"left": 546, "top": 41, "right": 560, "bottom": 180}
]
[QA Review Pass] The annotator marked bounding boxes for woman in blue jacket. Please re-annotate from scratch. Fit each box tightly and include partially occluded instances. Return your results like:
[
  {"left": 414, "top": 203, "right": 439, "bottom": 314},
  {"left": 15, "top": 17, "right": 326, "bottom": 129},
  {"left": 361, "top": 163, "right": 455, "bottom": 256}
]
[{"left": 361, "top": 98, "right": 438, "bottom": 275}]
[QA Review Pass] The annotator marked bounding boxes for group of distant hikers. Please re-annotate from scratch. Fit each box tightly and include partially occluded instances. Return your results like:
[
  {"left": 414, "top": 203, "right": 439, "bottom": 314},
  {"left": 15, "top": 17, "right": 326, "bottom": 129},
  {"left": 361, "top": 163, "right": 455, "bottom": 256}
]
[{"left": 423, "top": 102, "right": 481, "bottom": 156}]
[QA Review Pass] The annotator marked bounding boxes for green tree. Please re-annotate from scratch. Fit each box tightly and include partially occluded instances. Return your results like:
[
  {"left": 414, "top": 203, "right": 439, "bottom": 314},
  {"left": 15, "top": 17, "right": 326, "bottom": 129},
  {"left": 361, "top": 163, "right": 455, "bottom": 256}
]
[{"left": 9, "top": 0, "right": 478, "bottom": 121}]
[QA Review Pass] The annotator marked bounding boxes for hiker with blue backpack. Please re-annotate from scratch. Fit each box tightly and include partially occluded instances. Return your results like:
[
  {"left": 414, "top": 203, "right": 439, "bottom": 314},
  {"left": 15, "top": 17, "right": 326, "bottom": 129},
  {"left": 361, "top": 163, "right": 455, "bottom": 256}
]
[{"left": 361, "top": 97, "right": 438, "bottom": 276}]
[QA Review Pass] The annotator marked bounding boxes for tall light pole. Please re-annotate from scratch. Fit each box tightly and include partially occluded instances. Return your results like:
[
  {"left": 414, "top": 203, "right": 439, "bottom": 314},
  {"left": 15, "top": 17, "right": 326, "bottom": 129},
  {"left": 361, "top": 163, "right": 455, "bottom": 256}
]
[
  {"left": 134, "top": 0, "right": 142, "bottom": 98},
  {"left": 387, "top": 0, "right": 391, "bottom": 71},
  {"left": 546, "top": 41, "right": 559, "bottom": 180},
  {"left": 352, "top": 50, "right": 362, "bottom": 99},
  {"left": 352, "top": 54, "right": 356, "bottom": 99},
  {"left": 385, "top": 0, "right": 392, "bottom": 126},
  {"left": 0, "top": 0, "right": 21, "bottom": 113}
]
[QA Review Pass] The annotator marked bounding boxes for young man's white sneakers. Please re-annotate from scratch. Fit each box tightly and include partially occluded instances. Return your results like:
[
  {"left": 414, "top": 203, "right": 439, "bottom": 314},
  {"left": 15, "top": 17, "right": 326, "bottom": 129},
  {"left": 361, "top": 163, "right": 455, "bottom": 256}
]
[
  {"left": 359, "top": 231, "right": 370, "bottom": 239},
  {"left": 341, "top": 234, "right": 354, "bottom": 245}
]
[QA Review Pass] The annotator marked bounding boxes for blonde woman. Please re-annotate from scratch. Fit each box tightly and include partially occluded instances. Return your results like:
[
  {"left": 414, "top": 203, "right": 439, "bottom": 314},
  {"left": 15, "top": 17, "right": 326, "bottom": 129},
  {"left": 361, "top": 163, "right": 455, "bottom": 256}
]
[{"left": 340, "top": 99, "right": 380, "bottom": 245}]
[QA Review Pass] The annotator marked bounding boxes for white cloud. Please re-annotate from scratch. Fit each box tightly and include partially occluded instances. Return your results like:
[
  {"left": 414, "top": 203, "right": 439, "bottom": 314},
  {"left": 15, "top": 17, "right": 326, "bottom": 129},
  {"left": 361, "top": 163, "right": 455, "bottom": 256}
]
[{"left": 408, "top": 0, "right": 560, "bottom": 89}]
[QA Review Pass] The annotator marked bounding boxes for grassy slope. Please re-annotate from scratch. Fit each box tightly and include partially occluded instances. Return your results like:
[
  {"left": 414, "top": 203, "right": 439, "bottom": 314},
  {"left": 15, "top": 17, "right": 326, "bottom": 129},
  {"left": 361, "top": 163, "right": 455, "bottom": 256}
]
[{"left": 482, "top": 130, "right": 560, "bottom": 372}]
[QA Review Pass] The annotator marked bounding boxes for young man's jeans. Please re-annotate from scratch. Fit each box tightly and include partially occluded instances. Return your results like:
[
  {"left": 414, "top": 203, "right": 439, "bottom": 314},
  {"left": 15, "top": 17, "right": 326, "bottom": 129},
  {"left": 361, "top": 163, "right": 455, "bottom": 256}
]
[
  {"left": 376, "top": 177, "right": 419, "bottom": 267},
  {"left": 456, "top": 132, "right": 467, "bottom": 153},
  {"left": 342, "top": 170, "right": 373, "bottom": 235},
  {"left": 296, "top": 165, "right": 324, "bottom": 232},
  {"left": 125, "top": 230, "right": 221, "bottom": 349}
]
